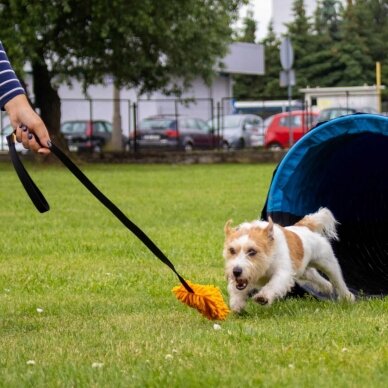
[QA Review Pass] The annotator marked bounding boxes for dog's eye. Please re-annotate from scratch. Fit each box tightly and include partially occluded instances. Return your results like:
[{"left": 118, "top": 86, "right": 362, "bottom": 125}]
[
  {"left": 247, "top": 249, "right": 257, "bottom": 257},
  {"left": 229, "top": 247, "right": 236, "bottom": 255}
]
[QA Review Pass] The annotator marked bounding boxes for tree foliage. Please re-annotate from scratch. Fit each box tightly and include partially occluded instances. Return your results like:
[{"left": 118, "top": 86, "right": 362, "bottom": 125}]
[
  {"left": 232, "top": 9, "right": 262, "bottom": 99},
  {"left": 233, "top": 0, "right": 388, "bottom": 100},
  {"left": 233, "top": 12, "right": 284, "bottom": 100},
  {"left": 0, "top": 0, "right": 246, "bottom": 140}
]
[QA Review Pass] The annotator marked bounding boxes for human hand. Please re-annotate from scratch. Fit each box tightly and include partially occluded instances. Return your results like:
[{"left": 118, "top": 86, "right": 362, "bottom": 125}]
[{"left": 4, "top": 94, "right": 51, "bottom": 154}]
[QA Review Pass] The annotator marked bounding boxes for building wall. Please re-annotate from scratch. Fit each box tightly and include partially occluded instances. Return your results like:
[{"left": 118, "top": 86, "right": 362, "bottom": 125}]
[
  {"left": 58, "top": 74, "right": 232, "bottom": 135},
  {"left": 300, "top": 86, "right": 383, "bottom": 112}
]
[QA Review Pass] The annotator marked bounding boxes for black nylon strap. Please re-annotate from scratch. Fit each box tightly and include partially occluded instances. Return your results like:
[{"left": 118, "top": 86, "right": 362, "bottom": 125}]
[
  {"left": 7, "top": 134, "right": 193, "bottom": 293},
  {"left": 7, "top": 134, "right": 49, "bottom": 213}
]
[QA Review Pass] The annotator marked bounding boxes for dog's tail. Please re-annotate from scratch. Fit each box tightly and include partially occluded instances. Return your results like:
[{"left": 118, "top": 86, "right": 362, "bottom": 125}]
[{"left": 295, "top": 207, "right": 339, "bottom": 240}]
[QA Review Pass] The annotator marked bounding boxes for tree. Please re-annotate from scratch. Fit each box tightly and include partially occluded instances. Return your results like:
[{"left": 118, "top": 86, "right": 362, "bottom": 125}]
[
  {"left": 285, "top": 0, "right": 316, "bottom": 95},
  {"left": 232, "top": 14, "right": 285, "bottom": 100},
  {"left": 232, "top": 9, "right": 261, "bottom": 100},
  {"left": 304, "top": 0, "right": 344, "bottom": 87},
  {"left": 0, "top": 0, "right": 246, "bottom": 147},
  {"left": 314, "top": 0, "right": 343, "bottom": 41},
  {"left": 351, "top": 0, "right": 388, "bottom": 96},
  {"left": 259, "top": 22, "right": 284, "bottom": 98},
  {"left": 330, "top": 0, "right": 375, "bottom": 85}
]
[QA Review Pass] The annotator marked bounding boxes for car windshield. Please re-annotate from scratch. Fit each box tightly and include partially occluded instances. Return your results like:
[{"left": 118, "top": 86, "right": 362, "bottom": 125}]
[
  {"left": 264, "top": 116, "right": 274, "bottom": 127},
  {"left": 61, "top": 122, "right": 87, "bottom": 134},
  {"left": 140, "top": 119, "right": 174, "bottom": 130},
  {"left": 220, "top": 116, "right": 242, "bottom": 128}
]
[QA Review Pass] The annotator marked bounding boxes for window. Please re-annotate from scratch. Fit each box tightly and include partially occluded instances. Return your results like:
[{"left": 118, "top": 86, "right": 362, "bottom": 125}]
[
  {"left": 103, "top": 122, "right": 113, "bottom": 133},
  {"left": 93, "top": 122, "right": 107, "bottom": 134},
  {"left": 196, "top": 119, "right": 210, "bottom": 131},
  {"left": 61, "top": 122, "right": 86, "bottom": 134}
]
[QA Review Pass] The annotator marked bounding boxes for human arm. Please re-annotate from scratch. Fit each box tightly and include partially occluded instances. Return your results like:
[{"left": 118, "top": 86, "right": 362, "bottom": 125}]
[{"left": 1, "top": 41, "right": 50, "bottom": 154}]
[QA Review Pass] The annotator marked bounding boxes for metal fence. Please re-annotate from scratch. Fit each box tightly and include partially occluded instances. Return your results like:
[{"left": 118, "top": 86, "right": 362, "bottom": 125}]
[{"left": 1, "top": 95, "right": 387, "bottom": 153}]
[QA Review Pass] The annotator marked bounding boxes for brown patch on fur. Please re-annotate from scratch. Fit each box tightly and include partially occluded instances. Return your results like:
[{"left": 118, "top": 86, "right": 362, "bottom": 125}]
[
  {"left": 223, "top": 222, "right": 274, "bottom": 260},
  {"left": 224, "top": 221, "right": 251, "bottom": 242},
  {"left": 294, "top": 217, "right": 318, "bottom": 233},
  {"left": 248, "top": 227, "right": 273, "bottom": 256},
  {"left": 282, "top": 228, "right": 304, "bottom": 269}
]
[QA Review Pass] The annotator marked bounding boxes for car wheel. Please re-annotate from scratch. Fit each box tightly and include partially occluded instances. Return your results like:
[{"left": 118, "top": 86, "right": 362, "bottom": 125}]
[
  {"left": 238, "top": 138, "right": 245, "bottom": 149},
  {"left": 184, "top": 142, "right": 194, "bottom": 152},
  {"left": 268, "top": 142, "right": 282, "bottom": 151},
  {"left": 221, "top": 141, "right": 230, "bottom": 151}
]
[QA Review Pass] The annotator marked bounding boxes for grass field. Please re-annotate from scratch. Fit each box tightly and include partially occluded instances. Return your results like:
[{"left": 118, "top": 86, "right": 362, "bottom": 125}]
[{"left": 0, "top": 161, "right": 387, "bottom": 387}]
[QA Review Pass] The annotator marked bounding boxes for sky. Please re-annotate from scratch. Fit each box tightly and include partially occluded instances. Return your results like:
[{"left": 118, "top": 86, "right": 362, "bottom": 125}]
[{"left": 238, "top": 0, "right": 273, "bottom": 40}]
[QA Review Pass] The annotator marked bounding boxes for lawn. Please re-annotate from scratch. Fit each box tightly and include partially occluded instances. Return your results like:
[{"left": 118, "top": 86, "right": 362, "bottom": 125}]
[{"left": 0, "top": 161, "right": 387, "bottom": 387}]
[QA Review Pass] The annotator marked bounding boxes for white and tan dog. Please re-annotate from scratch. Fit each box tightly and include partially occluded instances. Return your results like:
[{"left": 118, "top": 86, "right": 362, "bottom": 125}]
[{"left": 223, "top": 208, "right": 355, "bottom": 313}]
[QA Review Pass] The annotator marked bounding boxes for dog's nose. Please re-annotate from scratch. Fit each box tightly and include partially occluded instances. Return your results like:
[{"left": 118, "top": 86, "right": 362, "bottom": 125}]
[{"left": 233, "top": 267, "right": 243, "bottom": 278}]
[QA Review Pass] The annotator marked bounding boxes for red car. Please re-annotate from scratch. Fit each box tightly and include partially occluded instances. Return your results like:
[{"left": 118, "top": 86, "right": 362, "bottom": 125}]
[{"left": 264, "top": 110, "right": 319, "bottom": 149}]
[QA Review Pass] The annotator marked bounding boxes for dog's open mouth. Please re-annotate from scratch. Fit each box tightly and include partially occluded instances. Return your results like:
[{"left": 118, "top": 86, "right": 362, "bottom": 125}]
[{"left": 235, "top": 279, "right": 248, "bottom": 290}]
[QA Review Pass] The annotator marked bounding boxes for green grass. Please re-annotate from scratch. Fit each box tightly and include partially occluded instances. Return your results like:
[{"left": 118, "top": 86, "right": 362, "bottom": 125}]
[{"left": 0, "top": 162, "right": 387, "bottom": 387}]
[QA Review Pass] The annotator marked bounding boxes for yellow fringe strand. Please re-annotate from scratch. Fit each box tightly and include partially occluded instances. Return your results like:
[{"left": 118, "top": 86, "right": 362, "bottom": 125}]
[{"left": 172, "top": 280, "right": 230, "bottom": 320}]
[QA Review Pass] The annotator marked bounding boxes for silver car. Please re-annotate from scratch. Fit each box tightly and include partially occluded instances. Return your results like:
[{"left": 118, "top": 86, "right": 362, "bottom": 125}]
[{"left": 207, "top": 114, "right": 264, "bottom": 149}]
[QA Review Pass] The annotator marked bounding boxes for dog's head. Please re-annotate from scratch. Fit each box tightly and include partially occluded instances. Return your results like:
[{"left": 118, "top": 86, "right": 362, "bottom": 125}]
[{"left": 223, "top": 218, "right": 275, "bottom": 290}]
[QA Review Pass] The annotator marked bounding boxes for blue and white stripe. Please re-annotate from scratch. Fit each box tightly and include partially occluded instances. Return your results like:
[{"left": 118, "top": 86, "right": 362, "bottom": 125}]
[{"left": 0, "top": 41, "right": 25, "bottom": 110}]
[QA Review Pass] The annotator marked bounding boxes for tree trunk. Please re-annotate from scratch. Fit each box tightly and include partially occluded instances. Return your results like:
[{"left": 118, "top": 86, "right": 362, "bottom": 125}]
[
  {"left": 32, "top": 53, "right": 67, "bottom": 150},
  {"left": 108, "top": 84, "right": 123, "bottom": 151}
]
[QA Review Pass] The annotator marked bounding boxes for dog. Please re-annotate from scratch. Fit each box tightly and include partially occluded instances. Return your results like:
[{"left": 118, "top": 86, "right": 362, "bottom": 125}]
[{"left": 223, "top": 208, "right": 355, "bottom": 313}]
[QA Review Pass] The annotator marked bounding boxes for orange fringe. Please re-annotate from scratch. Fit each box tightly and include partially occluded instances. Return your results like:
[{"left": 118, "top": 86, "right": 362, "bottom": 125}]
[{"left": 172, "top": 280, "right": 230, "bottom": 320}]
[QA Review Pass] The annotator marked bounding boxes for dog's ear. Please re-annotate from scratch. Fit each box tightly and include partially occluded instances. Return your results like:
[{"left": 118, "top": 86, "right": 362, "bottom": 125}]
[
  {"left": 224, "top": 219, "right": 233, "bottom": 236},
  {"left": 266, "top": 217, "right": 274, "bottom": 240}
]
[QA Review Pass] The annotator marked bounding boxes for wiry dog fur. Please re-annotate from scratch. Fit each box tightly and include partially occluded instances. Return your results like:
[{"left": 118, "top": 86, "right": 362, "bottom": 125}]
[{"left": 223, "top": 208, "right": 355, "bottom": 313}]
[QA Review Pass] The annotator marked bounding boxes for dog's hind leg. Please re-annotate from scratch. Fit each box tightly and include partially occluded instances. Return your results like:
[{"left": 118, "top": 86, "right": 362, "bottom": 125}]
[
  {"left": 312, "top": 248, "right": 355, "bottom": 302},
  {"left": 297, "top": 267, "right": 334, "bottom": 296}
]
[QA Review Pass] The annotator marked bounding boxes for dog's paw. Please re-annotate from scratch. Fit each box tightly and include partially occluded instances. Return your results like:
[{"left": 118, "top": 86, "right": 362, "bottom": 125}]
[
  {"left": 229, "top": 299, "right": 247, "bottom": 314},
  {"left": 343, "top": 292, "right": 356, "bottom": 303},
  {"left": 254, "top": 295, "right": 269, "bottom": 305}
]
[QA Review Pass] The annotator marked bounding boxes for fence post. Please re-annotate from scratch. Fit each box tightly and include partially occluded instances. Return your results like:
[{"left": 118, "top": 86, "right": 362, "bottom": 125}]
[
  {"left": 88, "top": 98, "right": 93, "bottom": 148},
  {"left": 217, "top": 102, "right": 221, "bottom": 150},
  {"left": 127, "top": 100, "right": 131, "bottom": 153},
  {"left": 132, "top": 102, "right": 138, "bottom": 153},
  {"left": 174, "top": 99, "right": 180, "bottom": 150},
  {"left": 210, "top": 98, "right": 215, "bottom": 149}
]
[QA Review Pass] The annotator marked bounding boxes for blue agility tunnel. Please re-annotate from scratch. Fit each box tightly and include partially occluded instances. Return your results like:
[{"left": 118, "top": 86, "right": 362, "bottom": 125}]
[{"left": 261, "top": 113, "right": 388, "bottom": 297}]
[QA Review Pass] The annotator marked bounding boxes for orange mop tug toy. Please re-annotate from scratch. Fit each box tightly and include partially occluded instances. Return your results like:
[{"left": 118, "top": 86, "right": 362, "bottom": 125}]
[
  {"left": 173, "top": 281, "right": 229, "bottom": 321},
  {"left": 7, "top": 132, "right": 230, "bottom": 321}
]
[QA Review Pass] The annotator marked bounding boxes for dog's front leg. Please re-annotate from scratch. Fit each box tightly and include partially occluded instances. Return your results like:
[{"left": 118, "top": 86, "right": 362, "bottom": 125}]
[
  {"left": 253, "top": 270, "right": 294, "bottom": 305},
  {"left": 227, "top": 282, "right": 250, "bottom": 313}
]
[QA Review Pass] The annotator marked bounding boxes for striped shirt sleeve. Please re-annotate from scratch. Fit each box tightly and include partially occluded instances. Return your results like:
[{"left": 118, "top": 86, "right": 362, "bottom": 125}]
[{"left": 0, "top": 41, "right": 25, "bottom": 110}]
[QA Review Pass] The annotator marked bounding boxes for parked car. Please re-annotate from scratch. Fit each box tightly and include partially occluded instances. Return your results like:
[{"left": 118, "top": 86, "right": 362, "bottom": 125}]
[
  {"left": 0, "top": 124, "right": 29, "bottom": 154},
  {"left": 264, "top": 110, "right": 319, "bottom": 149},
  {"left": 60, "top": 120, "right": 129, "bottom": 152},
  {"left": 316, "top": 107, "right": 378, "bottom": 123},
  {"left": 207, "top": 114, "right": 264, "bottom": 149},
  {"left": 131, "top": 115, "right": 225, "bottom": 151}
]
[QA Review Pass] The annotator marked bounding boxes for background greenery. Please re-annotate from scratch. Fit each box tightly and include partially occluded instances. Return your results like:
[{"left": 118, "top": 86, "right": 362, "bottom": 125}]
[
  {"left": 234, "top": 0, "right": 388, "bottom": 100},
  {"left": 0, "top": 0, "right": 246, "bottom": 140},
  {"left": 0, "top": 162, "right": 387, "bottom": 387}
]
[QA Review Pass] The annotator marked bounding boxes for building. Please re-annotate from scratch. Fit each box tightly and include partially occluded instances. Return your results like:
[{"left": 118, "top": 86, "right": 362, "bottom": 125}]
[
  {"left": 300, "top": 85, "right": 385, "bottom": 112},
  {"left": 56, "top": 42, "right": 264, "bottom": 135}
]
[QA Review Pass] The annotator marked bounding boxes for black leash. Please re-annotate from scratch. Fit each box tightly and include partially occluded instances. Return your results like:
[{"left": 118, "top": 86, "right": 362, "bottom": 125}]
[{"left": 6, "top": 133, "right": 193, "bottom": 293}]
